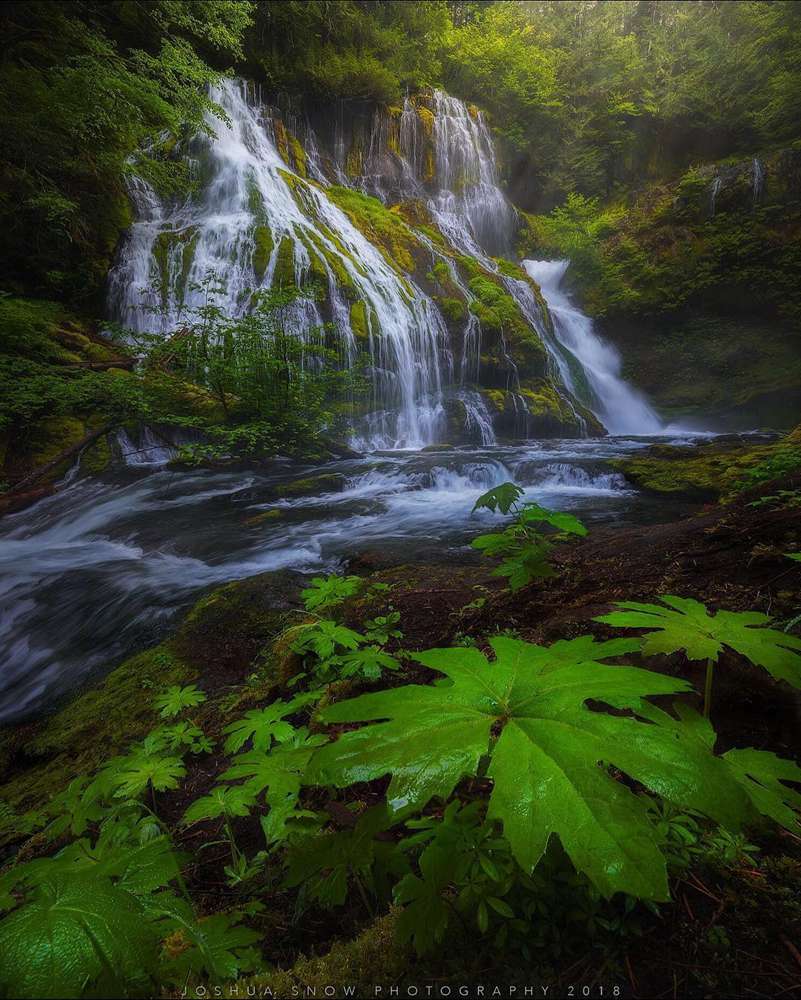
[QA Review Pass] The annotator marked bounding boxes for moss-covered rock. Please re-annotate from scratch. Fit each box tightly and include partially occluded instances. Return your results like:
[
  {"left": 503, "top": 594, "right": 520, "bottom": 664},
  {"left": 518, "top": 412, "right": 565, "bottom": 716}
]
[
  {"left": 612, "top": 433, "right": 801, "bottom": 498},
  {"left": 327, "top": 186, "right": 420, "bottom": 275},
  {"left": 240, "top": 912, "right": 411, "bottom": 997},
  {"left": 0, "top": 644, "right": 193, "bottom": 821},
  {"left": 0, "top": 570, "right": 306, "bottom": 827},
  {"left": 251, "top": 224, "right": 274, "bottom": 282},
  {"left": 267, "top": 472, "right": 347, "bottom": 500},
  {"left": 273, "top": 235, "right": 297, "bottom": 289},
  {"left": 152, "top": 226, "right": 198, "bottom": 309},
  {"left": 480, "top": 379, "right": 593, "bottom": 438}
]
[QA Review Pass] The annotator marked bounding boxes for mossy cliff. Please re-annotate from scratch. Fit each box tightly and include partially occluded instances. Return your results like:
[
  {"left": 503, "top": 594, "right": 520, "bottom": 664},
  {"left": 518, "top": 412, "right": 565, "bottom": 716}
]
[{"left": 520, "top": 149, "right": 801, "bottom": 427}]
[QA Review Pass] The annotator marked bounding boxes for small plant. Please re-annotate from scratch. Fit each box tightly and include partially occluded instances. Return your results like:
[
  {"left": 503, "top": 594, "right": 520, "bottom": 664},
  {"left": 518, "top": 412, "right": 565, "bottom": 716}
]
[
  {"left": 301, "top": 574, "right": 363, "bottom": 611},
  {"left": 596, "top": 595, "right": 801, "bottom": 716},
  {"left": 283, "top": 804, "right": 404, "bottom": 913},
  {"left": 290, "top": 619, "right": 401, "bottom": 686},
  {"left": 471, "top": 482, "right": 587, "bottom": 590},
  {"left": 364, "top": 611, "right": 403, "bottom": 645},
  {"left": 154, "top": 684, "right": 207, "bottom": 719}
]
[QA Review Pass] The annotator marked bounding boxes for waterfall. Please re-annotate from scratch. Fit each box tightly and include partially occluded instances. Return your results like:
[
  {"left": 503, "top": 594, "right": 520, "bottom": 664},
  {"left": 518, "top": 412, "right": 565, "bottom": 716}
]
[
  {"left": 710, "top": 175, "right": 722, "bottom": 217},
  {"left": 108, "top": 79, "right": 449, "bottom": 450},
  {"left": 522, "top": 260, "right": 661, "bottom": 435},
  {"left": 109, "top": 79, "right": 660, "bottom": 446},
  {"left": 752, "top": 157, "right": 765, "bottom": 203}
]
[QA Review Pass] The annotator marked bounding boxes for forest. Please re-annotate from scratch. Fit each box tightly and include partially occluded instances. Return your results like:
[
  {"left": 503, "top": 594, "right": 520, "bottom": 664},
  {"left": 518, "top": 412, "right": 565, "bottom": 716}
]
[{"left": 0, "top": 2, "right": 800, "bottom": 998}]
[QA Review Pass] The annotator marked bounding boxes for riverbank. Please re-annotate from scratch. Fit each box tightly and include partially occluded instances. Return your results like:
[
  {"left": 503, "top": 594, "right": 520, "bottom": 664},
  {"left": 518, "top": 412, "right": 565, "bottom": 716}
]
[{"left": 1, "top": 453, "right": 799, "bottom": 996}]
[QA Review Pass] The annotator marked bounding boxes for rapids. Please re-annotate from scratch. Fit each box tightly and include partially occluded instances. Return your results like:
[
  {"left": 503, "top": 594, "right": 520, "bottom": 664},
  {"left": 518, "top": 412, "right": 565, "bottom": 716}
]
[{"left": 0, "top": 437, "right": 706, "bottom": 724}]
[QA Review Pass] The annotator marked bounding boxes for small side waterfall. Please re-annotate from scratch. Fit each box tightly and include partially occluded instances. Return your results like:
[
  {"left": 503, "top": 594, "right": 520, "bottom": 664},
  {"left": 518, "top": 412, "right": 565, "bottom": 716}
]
[{"left": 522, "top": 260, "right": 661, "bottom": 435}]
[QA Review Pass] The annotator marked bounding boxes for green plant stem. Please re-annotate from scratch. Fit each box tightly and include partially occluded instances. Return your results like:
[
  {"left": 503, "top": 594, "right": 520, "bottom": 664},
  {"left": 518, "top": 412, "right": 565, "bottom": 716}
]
[{"left": 703, "top": 658, "right": 715, "bottom": 718}]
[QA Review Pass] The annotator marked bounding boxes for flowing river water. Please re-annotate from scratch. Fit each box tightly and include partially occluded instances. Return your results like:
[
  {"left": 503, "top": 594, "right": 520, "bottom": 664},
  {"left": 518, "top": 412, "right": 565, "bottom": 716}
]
[{"left": 0, "top": 435, "right": 713, "bottom": 724}]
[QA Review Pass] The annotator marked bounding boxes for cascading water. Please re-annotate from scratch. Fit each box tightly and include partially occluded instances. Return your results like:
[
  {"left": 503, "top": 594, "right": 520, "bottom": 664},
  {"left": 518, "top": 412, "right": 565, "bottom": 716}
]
[
  {"left": 108, "top": 80, "right": 450, "bottom": 449},
  {"left": 522, "top": 260, "right": 662, "bottom": 434},
  {"left": 109, "top": 79, "right": 661, "bottom": 445}
]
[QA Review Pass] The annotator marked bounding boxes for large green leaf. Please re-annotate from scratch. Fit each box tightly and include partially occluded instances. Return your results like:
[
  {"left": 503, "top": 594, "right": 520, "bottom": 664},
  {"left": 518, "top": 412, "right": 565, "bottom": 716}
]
[
  {"left": 309, "top": 636, "right": 750, "bottom": 899},
  {"left": 596, "top": 595, "right": 801, "bottom": 686},
  {"left": 0, "top": 872, "right": 155, "bottom": 998},
  {"left": 722, "top": 748, "right": 801, "bottom": 832},
  {"left": 638, "top": 702, "right": 801, "bottom": 833}
]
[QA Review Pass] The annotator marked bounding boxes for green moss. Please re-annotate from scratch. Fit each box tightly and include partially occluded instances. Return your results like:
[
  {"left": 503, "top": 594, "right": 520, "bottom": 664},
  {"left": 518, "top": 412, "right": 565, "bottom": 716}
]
[
  {"left": 611, "top": 436, "right": 800, "bottom": 498},
  {"left": 437, "top": 296, "right": 467, "bottom": 323},
  {"left": 349, "top": 299, "right": 370, "bottom": 341},
  {"left": 327, "top": 185, "right": 420, "bottom": 276},
  {"left": 462, "top": 265, "right": 549, "bottom": 377},
  {"left": 519, "top": 380, "right": 577, "bottom": 424},
  {"left": 251, "top": 224, "right": 274, "bottom": 282},
  {"left": 152, "top": 227, "right": 198, "bottom": 308},
  {"left": 287, "top": 134, "right": 308, "bottom": 178},
  {"left": 273, "top": 235, "right": 296, "bottom": 289},
  {"left": 23, "top": 416, "right": 86, "bottom": 475},
  {"left": 241, "top": 912, "right": 410, "bottom": 996},
  {"left": 272, "top": 118, "right": 290, "bottom": 165},
  {"left": 244, "top": 508, "right": 283, "bottom": 526},
  {"left": 272, "top": 472, "right": 346, "bottom": 498},
  {"left": 79, "top": 432, "right": 111, "bottom": 475}
]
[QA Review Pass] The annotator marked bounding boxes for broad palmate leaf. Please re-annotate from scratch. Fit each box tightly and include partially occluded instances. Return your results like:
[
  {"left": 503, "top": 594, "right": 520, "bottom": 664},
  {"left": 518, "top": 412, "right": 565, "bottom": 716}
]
[
  {"left": 596, "top": 595, "right": 801, "bottom": 687},
  {"left": 0, "top": 872, "right": 155, "bottom": 998},
  {"left": 309, "top": 636, "right": 750, "bottom": 900}
]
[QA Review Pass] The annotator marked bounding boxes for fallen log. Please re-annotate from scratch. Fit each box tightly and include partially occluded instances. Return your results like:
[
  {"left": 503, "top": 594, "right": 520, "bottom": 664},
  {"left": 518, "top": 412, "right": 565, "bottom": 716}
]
[{"left": 8, "top": 423, "right": 115, "bottom": 495}]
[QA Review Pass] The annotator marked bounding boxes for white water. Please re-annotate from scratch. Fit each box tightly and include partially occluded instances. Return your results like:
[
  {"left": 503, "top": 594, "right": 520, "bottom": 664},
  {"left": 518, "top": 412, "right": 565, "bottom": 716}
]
[
  {"left": 0, "top": 436, "right": 675, "bottom": 722},
  {"left": 522, "top": 260, "right": 662, "bottom": 435},
  {"left": 109, "top": 80, "right": 450, "bottom": 450},
  {"left": 107, "top": 80, "right": 665, "bottom": 443}
]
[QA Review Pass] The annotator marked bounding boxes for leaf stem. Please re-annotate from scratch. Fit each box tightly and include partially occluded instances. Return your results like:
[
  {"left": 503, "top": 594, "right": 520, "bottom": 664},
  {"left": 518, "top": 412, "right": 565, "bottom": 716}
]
[{"left": 703, "top": 658, "right": 715, "bottom": 718}]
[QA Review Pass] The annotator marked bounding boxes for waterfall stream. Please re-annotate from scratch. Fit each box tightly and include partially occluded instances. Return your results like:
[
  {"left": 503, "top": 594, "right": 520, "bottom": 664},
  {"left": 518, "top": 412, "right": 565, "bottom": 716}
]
[
  {"left": 108, "top": 80, "right": 662, "bottom": 447},
  {"left": 523, "top": 260, "right": 662, "bottom": 435},
  {"left": 109, "top": 80, "right": 450, "bottom": 450}
]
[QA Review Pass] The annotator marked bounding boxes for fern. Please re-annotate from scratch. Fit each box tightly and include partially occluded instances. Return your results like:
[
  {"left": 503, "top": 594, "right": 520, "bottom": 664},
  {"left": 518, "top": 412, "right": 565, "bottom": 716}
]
[{"left": 308, "top": 635, "right": 751, "bottom": 900}]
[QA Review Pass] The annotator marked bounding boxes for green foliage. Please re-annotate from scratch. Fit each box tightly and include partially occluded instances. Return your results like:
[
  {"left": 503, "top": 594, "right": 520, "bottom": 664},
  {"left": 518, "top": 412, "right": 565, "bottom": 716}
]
[
  {"left": 154, "top": 683, "right": 207, "bottom": 718},
  {"left": 722, "top": 749, "right": 801, "bottom": 834},
  {"left": 596, "top": 596, "right": 801, "bottom": 689},
  {"left": 309, "top": 634, "right": 750, "bottom": 900},
  {"left": 222, "top": 692, "right": 313, "bottom": 753},
  {"left": 471, "top": 483, "right": 587, "bottom": 590},
  {"left": 290, "top": 619, "right": 401, "bottom": 686},
  {"left": 156, "top": 287, "right": 369, "bottom": 463},
  {"left": 283, "top": 805, "right": 404, "bottom": 910},
  {"left": 0, "top": 1, "right": 253, "bottom": 299},
  {"left": 301, "top": 574, "right": 364, "bottom": 612},
  {"left": 0, "top": 870, "right": 159, "bottom": 998},
  {"left": 0, "top": 806, "right": 260, "bottom": 996}
]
